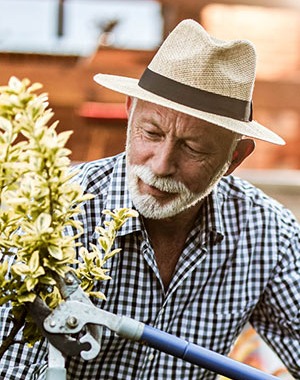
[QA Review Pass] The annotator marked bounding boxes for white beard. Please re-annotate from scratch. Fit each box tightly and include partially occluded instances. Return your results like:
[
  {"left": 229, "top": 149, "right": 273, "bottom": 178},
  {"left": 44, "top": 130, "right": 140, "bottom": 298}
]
[{"left": 126, "top": 163, "right": 229, "bottom": 219}]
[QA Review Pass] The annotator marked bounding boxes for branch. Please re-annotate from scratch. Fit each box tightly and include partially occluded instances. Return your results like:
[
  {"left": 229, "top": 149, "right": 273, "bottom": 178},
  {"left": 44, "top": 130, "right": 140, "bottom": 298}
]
[{"left": 0, "top": 308, "right": 26, "bottom": 360}]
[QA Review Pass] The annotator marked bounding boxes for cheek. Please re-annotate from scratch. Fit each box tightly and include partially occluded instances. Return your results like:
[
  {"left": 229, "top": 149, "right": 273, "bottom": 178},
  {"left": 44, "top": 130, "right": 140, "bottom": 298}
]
[
  {"left": 180, "top": 160, "right": 221, "bottom": 194},
  {"left": 177, "top": 165, "right": 206, "bottom": 193},
  {"left": 127, "top": 137, "right": 152, "bottom": 166}
]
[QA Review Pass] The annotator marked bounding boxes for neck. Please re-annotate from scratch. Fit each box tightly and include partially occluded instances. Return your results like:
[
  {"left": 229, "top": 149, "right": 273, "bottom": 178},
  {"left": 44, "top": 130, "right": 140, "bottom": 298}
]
[{"left": 142, "top": 201, "right": 204, "bottom": 290}]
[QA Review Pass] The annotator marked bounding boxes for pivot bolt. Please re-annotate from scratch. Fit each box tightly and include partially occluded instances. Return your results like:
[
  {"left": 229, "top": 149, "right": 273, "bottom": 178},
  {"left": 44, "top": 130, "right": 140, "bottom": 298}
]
[
  {"left": 65, "top": 274, "right": 74, "bottom": 285},
  {"left": 66, "top": 316, "right": 78, "bottom": 328}
]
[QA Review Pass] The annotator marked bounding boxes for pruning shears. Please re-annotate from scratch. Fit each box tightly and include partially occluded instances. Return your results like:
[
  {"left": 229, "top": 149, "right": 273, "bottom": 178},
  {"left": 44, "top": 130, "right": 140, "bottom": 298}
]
[
  {"left": 28, "top": 273, "right": 280, "bottom": 380},
  {"left": 29, "top": 272, "right": 101, "bottom": 361}
]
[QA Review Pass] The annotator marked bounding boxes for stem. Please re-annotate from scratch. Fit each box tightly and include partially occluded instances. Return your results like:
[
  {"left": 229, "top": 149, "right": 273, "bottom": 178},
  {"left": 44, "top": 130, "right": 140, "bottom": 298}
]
[
  {"left": 0, "top": 142, "right": 12, "bottom": 206},
  {"left": 0, "top": 308, "right": 26, "bottom": 361},
  {"left": 44, "top": 163, "right": 54, "bottom": 217}
]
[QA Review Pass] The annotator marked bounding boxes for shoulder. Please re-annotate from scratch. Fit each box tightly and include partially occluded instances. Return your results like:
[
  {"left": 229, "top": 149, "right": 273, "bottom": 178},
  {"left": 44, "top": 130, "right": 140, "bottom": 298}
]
[
  {"left": 218, "top": 175, "right": 299, "bottom": 235},
  {"left": 217, "top": 175, "right": 299, "bottom": 273},
  {"left": 72, "top": 153, "right": 125, "bottom": 195},
  {"left": 219, "top": 174, "right": 290, "bottom": 213}
]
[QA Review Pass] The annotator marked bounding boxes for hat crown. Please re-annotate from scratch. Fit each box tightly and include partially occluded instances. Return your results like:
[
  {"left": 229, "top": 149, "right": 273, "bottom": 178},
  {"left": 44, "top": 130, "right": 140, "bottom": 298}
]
[
  {"left": 148, "top": 19, "right": 257, "bottom": 102},
  {"left": 93, "top": 19, "right": 285, "bottom": 145}
]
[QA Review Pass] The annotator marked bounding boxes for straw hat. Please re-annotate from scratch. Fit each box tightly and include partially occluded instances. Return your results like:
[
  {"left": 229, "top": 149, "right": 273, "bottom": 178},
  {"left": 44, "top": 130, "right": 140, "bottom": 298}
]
[{"left": 94, "top": 19, "right": 284, "bottom": 145}]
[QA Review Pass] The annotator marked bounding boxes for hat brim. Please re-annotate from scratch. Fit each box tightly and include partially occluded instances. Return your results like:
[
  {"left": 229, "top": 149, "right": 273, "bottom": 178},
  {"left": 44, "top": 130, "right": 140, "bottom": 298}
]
[{"left": 94, "top": 73, "right": 285, "bottom": 146}]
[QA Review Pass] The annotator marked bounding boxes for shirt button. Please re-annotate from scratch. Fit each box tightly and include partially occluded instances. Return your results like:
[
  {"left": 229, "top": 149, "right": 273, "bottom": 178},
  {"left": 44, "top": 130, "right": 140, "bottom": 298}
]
[{"left": 148, "top": 353, "right": 155, "bottom": 361}]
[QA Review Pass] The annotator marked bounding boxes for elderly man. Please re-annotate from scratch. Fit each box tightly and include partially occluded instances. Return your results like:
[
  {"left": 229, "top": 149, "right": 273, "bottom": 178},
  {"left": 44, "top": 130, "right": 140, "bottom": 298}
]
[{"left": 1, "top": 19, "right": 299, "bottom": 380}]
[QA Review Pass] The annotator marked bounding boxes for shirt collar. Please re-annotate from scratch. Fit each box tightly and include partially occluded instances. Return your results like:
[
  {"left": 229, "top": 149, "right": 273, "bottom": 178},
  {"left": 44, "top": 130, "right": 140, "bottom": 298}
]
[{"left": 203, "top": 186, "right": 225, "bottom": 245}]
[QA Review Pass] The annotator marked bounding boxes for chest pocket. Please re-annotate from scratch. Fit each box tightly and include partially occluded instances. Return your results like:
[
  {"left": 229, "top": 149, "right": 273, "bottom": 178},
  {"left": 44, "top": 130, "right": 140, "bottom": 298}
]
[{"left": 167, "top": 301, "right": 256, "bottom": 355}]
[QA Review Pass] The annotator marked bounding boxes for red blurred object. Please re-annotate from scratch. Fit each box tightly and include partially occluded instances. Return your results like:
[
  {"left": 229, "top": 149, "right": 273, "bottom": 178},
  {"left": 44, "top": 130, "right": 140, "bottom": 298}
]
[{"left": 78, "top": 102, "right": 127, "bottom": 121}]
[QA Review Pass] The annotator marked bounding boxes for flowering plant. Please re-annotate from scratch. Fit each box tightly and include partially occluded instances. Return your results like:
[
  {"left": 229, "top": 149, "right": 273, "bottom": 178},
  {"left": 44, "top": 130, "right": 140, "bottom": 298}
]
[{"left": 0, "top": 77, "right": 137, "bottom": 357}]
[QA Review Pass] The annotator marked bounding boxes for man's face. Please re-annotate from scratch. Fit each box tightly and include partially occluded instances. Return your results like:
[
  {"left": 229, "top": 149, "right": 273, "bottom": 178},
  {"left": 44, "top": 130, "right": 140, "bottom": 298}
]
[{"left": 126, "top": 100, "right": 237, "bottom": 219}]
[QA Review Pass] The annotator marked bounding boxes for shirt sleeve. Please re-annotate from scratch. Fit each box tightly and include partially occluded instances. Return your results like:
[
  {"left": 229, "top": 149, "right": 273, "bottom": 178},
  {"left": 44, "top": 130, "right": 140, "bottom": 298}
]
[
  {"left": 250, "top": 215, "right": 300, "bottom": 379},
  {"left": 0, "top": 306, "right": 48, "bottom": 379}
]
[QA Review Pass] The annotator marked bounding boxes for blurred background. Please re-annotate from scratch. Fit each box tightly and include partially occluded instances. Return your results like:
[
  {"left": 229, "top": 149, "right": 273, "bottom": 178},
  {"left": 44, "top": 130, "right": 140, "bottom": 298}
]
[{"left": 0, "top": 1, "right": 298, "bottom": 377}]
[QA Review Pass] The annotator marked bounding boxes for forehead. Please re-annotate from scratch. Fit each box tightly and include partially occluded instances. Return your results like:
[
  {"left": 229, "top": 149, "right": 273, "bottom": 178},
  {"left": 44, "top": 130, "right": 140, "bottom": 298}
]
[{"left": 133, "top": 99, "right": 235, "bottom": 141}]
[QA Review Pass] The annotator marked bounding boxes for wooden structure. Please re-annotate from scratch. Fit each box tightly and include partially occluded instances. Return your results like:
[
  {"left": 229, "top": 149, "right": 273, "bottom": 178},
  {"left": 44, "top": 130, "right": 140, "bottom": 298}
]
[
  {"left": 0, "top": 49, "right": 156, "bottom": 162},
  {"left": 159, "top": 0, "right": 300, "bottom": 36},
  {"left": 1, "top": 0, "right": 300, "bottom": 168}
]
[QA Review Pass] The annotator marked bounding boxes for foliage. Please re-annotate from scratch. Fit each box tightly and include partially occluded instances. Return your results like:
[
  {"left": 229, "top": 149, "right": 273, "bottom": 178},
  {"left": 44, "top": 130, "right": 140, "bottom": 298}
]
[
  {"left": 0, "top": 77, "right": 138, "bottom": 348},
  {"left": 76, "top": 208, "right": 139, "bottom": 300}
]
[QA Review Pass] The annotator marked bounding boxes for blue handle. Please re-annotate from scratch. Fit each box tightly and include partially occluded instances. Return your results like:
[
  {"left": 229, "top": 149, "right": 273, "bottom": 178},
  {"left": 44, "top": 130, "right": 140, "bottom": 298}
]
[{"left": 142, "top": 325, "right": 279, "bottom": 380}]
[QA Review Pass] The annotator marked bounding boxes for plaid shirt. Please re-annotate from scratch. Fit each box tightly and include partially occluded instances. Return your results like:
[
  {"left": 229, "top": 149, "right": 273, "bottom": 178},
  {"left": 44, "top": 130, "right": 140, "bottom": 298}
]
[{"left": 0, "top": 153, "right": 299, "bottom": 379}]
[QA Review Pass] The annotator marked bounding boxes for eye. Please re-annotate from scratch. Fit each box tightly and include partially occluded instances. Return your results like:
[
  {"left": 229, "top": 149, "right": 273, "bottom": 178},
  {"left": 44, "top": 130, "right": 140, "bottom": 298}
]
[
  {"left": 183, "top": 142, "right": 201, "bottom": 155},
  {"left": 182, "top": 141, "right": 211, "bottom": 158},
  {"left": 145, "top": 130, "right": 158, "bottom": 137},
  {"left": 142, "top": 125, "right": 162, "bottom": 140}
]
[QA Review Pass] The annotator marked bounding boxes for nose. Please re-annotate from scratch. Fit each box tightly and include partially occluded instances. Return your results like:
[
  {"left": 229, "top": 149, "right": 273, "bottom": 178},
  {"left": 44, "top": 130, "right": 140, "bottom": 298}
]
[{"left": 151, "top": 141, "right": 177, "bottom": 177}]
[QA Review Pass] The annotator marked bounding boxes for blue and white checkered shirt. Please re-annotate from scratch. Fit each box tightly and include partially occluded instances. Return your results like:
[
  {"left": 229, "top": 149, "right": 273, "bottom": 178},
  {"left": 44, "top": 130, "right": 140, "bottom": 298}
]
[{"left": 1, "top": 153, "right": 299, "bottom": 379}]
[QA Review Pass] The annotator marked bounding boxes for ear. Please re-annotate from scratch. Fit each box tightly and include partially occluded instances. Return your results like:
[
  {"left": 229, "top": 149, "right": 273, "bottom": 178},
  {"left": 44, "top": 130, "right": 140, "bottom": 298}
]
[
  {"left": 224, "top": 139, "right": 255, "bottom": 176},
  {"left": 125, "top": 96, "right": 133, "bottom": 115}
]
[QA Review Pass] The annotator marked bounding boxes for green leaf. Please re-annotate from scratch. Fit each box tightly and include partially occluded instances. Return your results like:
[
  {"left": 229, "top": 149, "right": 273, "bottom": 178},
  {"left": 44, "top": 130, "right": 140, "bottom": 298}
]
[
  {"left": 11, "top": 263, "right": 29, "bottom": 276},
  {"left": 104, "top": 248, "right": 122, "bottom": 261},
  {"left": 0, "top": 260, "right": 9, "bottom": 282},
  {"left": 39, "top": 275, "right": 56, "bottom": 286},
  {"left": 8, "top": 76, "right": 23, "bottom": 92},
  {"left": 17, "top": 292, "right": 36, "bottom": 304},
  {"left": 0, "top": 295, "right": 13, "bottom": 306},
  {"left": 99, "top": 237, "right": 109, "bottom": 251},
  {"left": 35, "top": 213, "right": 52, "bottom": 234},
  {"left": 0, "top": 116, "right": 12, "bottom": 132},
  {"left": 25, "top": 277, "right": 38, "bottom": 292},
  {"left": 28, "top": 251, "right": 40, "bottom": 273},
  {"left": 48, "top": 245, "right": 63, "bottom": 261},
  {"left": 88, "top": 291, "right": 106, "bottom": 300},
  {"left": 32, "top": 266, "right": 45, "bottom": 278}
]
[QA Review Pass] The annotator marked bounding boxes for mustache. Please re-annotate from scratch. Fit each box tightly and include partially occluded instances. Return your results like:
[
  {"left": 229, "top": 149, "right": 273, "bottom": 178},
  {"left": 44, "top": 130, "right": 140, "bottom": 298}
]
[{"left": 130, "top": 165, "right": 191, "bottom": 194}]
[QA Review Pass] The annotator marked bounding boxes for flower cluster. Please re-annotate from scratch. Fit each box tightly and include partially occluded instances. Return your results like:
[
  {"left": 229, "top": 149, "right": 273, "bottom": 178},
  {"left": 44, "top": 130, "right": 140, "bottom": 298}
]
[{"left": 0, "top": 77, "right": 137, "bottom": 349}]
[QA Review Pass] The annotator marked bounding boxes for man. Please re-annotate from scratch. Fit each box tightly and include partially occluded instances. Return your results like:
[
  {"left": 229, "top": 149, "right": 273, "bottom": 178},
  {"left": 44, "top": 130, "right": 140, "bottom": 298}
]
[{"left": 1, "top": 19, "right": 299, "bottom": 379}]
